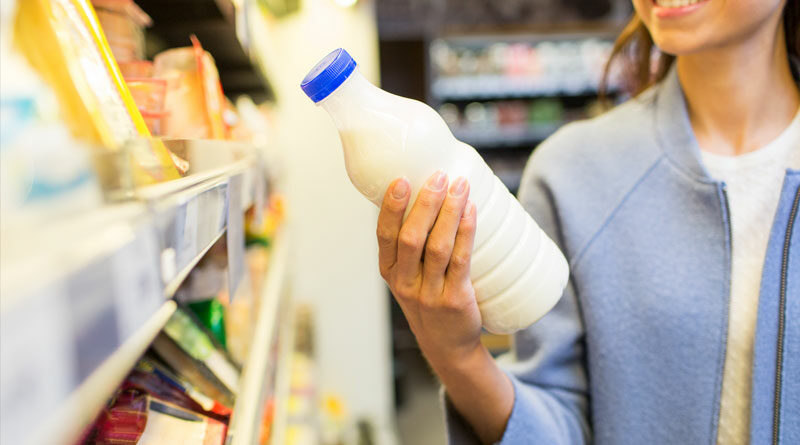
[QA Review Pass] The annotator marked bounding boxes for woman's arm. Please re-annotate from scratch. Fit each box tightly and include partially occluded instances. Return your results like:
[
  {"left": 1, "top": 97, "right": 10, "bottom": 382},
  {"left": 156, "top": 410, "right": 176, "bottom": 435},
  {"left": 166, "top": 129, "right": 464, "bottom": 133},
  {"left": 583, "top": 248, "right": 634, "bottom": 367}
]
[
  {"left": 376, "top": 172, "right": 513, "bottom": 443},
  {"left": 378, "top": 164, "right": 590, "bottom": 444}
]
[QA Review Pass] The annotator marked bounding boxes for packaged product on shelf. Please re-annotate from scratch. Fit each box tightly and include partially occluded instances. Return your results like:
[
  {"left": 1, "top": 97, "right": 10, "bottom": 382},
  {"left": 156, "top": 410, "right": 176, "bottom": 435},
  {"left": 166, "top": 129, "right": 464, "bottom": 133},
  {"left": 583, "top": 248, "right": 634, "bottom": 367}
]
[
  {"left": 187, "top": 299, "right": 228, "bottom": 349},
  {"left": 175, "top": 252, "right": 231, "bottom": 353},
  {"left": 153, "top": 36, "right": 227, "bottom": 140},
  {"left": 221, "top": 274, "right": 258, "bottom": 365},
  {"left": 0, "top": 8, "right": 102, "bottom": 228},
  {"left": 125, "top": 77, "right": 168, "bottom": 136},
  {"left": 128, "top": 357, "right": 232, "bottom": 421},
  {"left": 89, "top": 389, "right": 227, "bottom": 445},
  {"left": 153, "top": 309, "right": 240, "bottom": 405},
  {"left": 151, "top": 333, "right": 236, "bottom": 409},
  {"left": 125, "top": 77, "right": 166, "bottom": 114},
  {"left": 13, "top": 0, "right": 180, "bottom": 185},
  {"left": 118, "top": 59, "right": 153, "bottom": 77},
  {"left": 90, "top": 0, "right": 151, "bottom": 62},
  {"left": 137, "top": 397, "right": 227, "bottom": 445}
]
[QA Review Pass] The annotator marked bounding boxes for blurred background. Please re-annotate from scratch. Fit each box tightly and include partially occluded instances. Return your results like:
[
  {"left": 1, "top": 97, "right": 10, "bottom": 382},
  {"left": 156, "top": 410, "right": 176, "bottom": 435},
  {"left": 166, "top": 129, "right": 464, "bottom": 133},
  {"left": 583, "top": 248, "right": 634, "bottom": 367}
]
[{"left": 0, "top": 1, "right": 631, "bottom": 444}]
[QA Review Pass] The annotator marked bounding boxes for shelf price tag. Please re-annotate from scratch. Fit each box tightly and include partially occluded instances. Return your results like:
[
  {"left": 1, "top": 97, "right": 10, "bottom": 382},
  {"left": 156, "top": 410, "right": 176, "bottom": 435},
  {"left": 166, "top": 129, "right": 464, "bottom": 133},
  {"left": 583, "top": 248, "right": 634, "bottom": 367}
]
[
  {"left": 227, "top": 174, "right": 245, "bottom": 300},
  {"left": 111, "top": 222, "right": 164, "bottom": 338}
]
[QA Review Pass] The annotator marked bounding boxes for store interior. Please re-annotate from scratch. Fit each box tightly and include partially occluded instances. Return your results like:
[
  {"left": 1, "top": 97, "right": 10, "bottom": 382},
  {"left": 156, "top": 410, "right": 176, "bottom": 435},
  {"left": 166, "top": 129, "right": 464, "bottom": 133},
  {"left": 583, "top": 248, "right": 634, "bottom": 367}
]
[{"left": 0, "top": 1, "right": 631, "bottom": 444}]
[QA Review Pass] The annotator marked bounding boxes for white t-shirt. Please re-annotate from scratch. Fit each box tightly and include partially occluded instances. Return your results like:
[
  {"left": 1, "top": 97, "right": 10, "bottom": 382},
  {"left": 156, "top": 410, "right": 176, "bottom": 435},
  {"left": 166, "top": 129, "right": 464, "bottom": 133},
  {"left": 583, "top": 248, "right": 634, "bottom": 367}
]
[{"left": 700, "top": 109, "right": 800, "bottom": 445}]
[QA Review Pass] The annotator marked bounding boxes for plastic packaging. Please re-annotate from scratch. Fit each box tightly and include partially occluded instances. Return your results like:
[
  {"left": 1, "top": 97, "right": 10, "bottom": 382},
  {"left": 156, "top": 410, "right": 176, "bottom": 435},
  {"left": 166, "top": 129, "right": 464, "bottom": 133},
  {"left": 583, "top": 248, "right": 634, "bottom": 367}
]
[
  {"left": 13, "top": 0, "right": 180, "bottom": 184},
  {"left": 118, "top": 59, "right": 153, "bottom": 77},
  {"left": 301, "top": 49, "right": 569, "bottom": 334},
  {"left": 125, "top": 77, "right": 168, "bottom": 135},
  {"left": 152, "top": 37, "right": 226, "bottom": 139},
  {"left": 91, "top": 0, "right": 151, "bottom": 61},
  {"left": 90, "top": 389, "right": 227, "bottom": 445},
  {"left": 125, "top": 77, "right": 166, "bottom": 112}
]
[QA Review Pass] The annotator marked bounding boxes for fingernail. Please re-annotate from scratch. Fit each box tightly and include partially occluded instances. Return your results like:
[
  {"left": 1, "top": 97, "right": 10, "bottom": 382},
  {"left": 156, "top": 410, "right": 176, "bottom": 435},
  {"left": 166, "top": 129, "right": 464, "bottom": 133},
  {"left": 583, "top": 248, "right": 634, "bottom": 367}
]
[
  {"left": 427, "top": 170, "right": 447, "bottom": 191},
  {"left": 450, "top": 177, "right": 467, "bottom": 197},
  {"left": 464, "top": 201, "right": 475, "bottom": 218},
  {"left": 393, "top": 178, "right": 409, "bottom": 199}
]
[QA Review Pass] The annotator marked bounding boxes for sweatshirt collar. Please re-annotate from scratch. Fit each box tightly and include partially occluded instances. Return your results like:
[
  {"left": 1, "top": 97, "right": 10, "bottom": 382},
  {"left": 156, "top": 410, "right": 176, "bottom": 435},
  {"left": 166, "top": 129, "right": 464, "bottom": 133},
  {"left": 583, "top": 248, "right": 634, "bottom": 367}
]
[
  {"left": 655, "top": 60, "right": 800, "bottom": 182},
  {"left": 654, "top": 65, "right": 713, "bottom": 182}
]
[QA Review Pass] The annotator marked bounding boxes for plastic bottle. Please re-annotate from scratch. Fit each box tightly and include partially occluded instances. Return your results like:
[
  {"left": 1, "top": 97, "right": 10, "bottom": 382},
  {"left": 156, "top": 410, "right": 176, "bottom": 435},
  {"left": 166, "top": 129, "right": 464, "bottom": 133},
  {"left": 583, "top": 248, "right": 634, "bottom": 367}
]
[{"left": 300, "top": 49, "right": 569, "bottom": 334}]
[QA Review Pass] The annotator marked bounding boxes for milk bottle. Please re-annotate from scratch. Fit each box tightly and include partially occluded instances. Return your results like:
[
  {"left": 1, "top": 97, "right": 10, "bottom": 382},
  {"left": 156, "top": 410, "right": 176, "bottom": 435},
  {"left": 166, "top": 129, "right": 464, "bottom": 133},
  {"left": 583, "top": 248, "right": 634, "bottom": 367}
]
[{"left": 301, "top": 48, "right": 569, "bottom": 334}]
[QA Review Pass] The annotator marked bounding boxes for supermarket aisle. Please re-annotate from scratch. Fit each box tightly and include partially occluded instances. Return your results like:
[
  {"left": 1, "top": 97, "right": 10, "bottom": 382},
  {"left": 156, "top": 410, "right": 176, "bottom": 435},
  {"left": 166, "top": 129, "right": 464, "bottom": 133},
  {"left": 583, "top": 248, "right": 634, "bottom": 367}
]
[{"left": 395, "top": 350, "right": 447, "bottom": 445}]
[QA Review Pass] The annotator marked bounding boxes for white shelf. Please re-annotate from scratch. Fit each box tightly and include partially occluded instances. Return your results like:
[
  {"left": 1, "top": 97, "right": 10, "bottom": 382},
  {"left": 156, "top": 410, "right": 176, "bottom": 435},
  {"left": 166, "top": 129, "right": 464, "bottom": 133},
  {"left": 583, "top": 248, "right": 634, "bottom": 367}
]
[
  {"left": 227, "top": 233, "right": 290, "bottom": 445},
  {"left": 0, "top": 141, "right": 266, "bottom": 445},
  {"left": 35, "top": 301, "right": 178, "bottom": 445},
  {"left": 431, "top": 76, "right": 609, "bottom": 101},
  {"left": 265, "top": 296, "right": 296, "bottom": 445}
]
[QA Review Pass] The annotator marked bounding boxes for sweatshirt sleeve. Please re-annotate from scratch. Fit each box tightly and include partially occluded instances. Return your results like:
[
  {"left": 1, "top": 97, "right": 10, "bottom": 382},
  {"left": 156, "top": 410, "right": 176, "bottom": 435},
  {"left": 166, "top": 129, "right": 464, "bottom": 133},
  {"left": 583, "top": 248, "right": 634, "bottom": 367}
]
[{"left": 443, "top": 137, "right": 591, "bottom": 444}]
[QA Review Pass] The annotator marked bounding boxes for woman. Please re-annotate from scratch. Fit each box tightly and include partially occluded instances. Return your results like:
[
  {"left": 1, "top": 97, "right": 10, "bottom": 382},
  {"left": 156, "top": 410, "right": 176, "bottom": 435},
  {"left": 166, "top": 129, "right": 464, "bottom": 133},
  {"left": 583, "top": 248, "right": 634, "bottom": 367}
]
[{"left": 376, "top": 0, "right": 799, "bottom": 443}]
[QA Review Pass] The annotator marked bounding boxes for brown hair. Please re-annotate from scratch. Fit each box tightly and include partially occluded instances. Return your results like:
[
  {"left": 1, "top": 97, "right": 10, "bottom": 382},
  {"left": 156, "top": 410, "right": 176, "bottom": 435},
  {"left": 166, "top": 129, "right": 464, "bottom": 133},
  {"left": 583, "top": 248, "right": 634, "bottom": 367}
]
[{"left": 602, "top": 1, "right": 800, "bottom": 98}]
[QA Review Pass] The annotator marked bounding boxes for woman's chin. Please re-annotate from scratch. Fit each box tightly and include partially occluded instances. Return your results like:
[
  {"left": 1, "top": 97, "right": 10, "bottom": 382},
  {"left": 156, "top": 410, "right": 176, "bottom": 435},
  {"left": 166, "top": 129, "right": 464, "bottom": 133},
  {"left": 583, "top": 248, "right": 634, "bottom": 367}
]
[{"left": 650, "top": 33, "right": 710, "bottom": 57}]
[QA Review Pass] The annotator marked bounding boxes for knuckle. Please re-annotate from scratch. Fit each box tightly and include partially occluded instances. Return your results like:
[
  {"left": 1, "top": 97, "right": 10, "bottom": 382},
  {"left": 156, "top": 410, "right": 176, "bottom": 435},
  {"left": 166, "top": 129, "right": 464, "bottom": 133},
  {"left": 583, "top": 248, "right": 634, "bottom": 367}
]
[
  {"left": 440, "top": 202, "right": 461, "bottom": 218},
  {"left": 426, "top": 241, "right": 451, "bottom": 262},
  {"left": 398, "top": 229, "right": 421, "bottom": 250},
  {"left": 450, "top": 252, "right": 471, "bottom": 269},
  {"left": 418, "top": 296, "right": 440, "bottom": 311},
  {"left": 393, "top": 283, "right": 417, "bottom": 302},
  {"left": 459, "top": 216, "right": 476, "bottom": 233},
  {"left": 376, "top": 226, "right": 394, "bottom": 245},
  {"left": 415, "top": 191, "right": 440, "bottom": 209}
]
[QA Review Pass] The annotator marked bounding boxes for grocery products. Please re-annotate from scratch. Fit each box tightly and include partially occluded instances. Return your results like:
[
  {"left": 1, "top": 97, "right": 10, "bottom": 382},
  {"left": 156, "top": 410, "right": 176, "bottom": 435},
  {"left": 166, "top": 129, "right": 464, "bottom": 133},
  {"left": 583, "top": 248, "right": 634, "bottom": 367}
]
[
  {"left": 429, "top": 37, "right": 620, "bottom": 99},
  {"left": 90, "top": 389, "right": 227, "bottom": 445},
  {"left": 13, "top": 0, "right": 180, "bottom": 184},
  {"left": 91, "top": 0, "right": 151, "bottom": 62},
  {"left": 301, "top": 49, "right": 569, "bottom": 334},
  {"left": 0, "top": 29, "right": 103, "bottom": 227},
  {"left": 131, "top": 357, "right": 232, "bottom": 420},
  {"left": 152, "top": 308, "right": 240, "bottom": 407},
  {"left": 153, "top": 37, "right": 227, "bottom": 140},
  {"left": 187, "top": 299, "right": 228, "bottom": 349}
]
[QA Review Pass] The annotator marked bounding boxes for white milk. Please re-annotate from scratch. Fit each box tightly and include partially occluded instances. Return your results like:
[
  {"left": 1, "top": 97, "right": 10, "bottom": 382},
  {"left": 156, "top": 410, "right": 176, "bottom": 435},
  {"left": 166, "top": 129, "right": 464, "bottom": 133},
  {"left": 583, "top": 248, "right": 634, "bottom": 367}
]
[{"left": 301, "top": 49, "right": 569, "bottom": 334}]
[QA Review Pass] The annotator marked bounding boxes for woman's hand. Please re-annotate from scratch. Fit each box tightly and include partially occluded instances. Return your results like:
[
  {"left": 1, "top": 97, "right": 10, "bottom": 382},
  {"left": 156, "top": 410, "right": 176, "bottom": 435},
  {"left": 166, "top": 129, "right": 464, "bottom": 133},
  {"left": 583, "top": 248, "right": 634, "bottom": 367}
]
[
  {"left": 377, "top": 171, "right": 514, "bottom": 444},
  {"left": 377, "top": 171, "right": 483, "bottom": 368}
]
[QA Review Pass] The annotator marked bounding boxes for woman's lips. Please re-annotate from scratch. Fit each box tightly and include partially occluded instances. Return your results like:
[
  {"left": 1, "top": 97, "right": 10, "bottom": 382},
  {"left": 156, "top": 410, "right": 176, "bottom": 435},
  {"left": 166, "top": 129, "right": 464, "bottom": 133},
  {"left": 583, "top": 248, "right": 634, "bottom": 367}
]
[{"left": 652, "top": 0, "right": 710, "bottom": 19}]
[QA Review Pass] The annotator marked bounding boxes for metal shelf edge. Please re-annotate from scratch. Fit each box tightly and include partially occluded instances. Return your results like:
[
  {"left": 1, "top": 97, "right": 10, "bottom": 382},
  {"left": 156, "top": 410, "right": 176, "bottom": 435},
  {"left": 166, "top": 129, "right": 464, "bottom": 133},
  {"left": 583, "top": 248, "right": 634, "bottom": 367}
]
[
  {"left": 227, "top": 233, "right": 289, "bottom": 445},
  {"left": 34, "top": 301, "right": 178, "bottom": 445}
]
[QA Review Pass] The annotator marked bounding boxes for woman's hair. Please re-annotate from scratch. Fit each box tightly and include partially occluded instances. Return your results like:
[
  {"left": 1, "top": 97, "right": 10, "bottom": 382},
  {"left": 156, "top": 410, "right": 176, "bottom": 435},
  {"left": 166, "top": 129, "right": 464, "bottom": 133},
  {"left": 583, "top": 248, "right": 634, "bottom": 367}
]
[{"left": 602, "top": 1, "right": 799, "bottom": 97}]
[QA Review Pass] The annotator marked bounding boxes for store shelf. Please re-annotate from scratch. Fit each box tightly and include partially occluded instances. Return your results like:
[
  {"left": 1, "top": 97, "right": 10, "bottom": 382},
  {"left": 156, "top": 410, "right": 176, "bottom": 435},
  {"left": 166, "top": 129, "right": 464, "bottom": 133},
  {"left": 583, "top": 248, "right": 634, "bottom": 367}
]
[
  {"left": 36, "top": 301, "right": 178, "bottom": 445},
  {"left": 432, "top": 76, "right": 608, "bottom": 101},
  {"left": 264, "top": 298, "right": 297, "bottom": 445},
  {"left": 452, "top": 122, "right": 561, "bottom": 148},
  {"left": 139, "top": 139, "right": 261, "bottom": 296},
  {"left": 137, "top": 0, "right": 273, "bottom": 102},
  {"left": 0, "top": 141, "right": 265, "bottom": 445},
  {"left": 227, "top": 233, "right": 290, "bottom": 445}
]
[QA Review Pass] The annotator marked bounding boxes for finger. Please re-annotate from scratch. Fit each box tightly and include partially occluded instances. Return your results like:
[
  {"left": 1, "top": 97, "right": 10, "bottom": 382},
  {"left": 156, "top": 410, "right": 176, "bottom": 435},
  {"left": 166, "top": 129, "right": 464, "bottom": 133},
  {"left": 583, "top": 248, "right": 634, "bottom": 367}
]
[
  {"left": 421, "top": 177, "right": 469, "bottom": 297},
  {"left": 396, "top": 170, "right": 448, "bottom": 284},
  {"left": 446, "top": 200, "right": 477, "bottom": 286},
  {"left": 377, "top": 178, "right": 410, "bottom": 277}
]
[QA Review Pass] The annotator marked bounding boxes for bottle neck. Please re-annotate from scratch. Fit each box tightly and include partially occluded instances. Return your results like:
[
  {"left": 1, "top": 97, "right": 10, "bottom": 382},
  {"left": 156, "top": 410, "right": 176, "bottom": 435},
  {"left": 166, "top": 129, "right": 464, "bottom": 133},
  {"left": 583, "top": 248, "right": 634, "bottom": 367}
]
[{"left": 318, "top": 69, "right": 379, "bottom": 129}]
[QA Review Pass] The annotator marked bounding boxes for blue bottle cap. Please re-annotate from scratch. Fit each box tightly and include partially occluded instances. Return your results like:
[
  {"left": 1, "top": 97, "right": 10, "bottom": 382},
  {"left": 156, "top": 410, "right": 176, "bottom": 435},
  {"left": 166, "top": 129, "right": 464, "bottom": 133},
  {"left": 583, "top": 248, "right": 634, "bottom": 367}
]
[{"left": 300, "top": 48, "right": 357, "bottom": 103}]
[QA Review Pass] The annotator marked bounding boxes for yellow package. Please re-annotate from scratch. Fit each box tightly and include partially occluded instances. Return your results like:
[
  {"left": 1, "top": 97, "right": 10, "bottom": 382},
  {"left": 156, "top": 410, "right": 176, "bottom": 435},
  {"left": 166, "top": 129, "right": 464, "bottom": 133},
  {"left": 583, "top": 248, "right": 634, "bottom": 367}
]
[{"left": 14, "top": 0, "right": 179, "bottom": 185}]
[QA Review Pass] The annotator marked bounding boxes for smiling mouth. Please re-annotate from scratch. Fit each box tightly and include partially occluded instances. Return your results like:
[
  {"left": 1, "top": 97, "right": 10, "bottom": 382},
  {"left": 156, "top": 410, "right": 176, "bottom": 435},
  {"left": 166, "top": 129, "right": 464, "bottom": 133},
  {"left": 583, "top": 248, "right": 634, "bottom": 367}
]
[{"left": 654, "top": 0, "right": 708, "bottom": 7}]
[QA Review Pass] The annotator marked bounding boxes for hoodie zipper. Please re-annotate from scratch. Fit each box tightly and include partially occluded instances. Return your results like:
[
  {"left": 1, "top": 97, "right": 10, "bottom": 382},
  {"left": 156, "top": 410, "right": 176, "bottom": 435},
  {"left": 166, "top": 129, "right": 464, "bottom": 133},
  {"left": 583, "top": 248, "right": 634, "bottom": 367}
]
[
  {"left": 773, "top": 185, "right": 800, "bottom": 445},
  {"left": 715, "top": 184, "right": 733, "bottom": 443}
]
